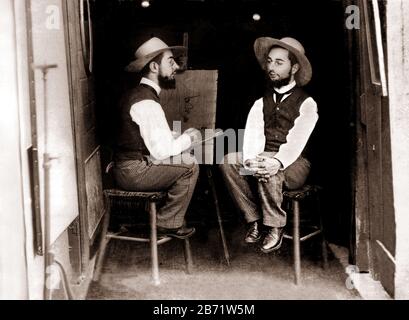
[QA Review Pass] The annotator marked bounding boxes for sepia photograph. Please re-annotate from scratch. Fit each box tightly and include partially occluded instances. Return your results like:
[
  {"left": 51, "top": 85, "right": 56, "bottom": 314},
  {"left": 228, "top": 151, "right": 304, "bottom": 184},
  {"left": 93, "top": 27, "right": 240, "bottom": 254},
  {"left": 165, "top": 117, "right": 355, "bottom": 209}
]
[{"left": 1, "top": 0, "right": 409, "bottom": 307}]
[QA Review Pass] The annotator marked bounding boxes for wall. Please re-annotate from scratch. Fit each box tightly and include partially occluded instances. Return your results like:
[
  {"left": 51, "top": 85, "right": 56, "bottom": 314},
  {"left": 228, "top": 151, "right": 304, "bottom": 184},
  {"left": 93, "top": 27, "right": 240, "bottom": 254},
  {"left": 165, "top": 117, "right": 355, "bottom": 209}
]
[
  {"left": 0, "top": 0, "right": 29, "bottom": 300},
  {"left": 0, "top": 0, "right": 83, "bottom": 299},
  {"left": 386, "top": 0, "right": 409, "bottom": 300}
]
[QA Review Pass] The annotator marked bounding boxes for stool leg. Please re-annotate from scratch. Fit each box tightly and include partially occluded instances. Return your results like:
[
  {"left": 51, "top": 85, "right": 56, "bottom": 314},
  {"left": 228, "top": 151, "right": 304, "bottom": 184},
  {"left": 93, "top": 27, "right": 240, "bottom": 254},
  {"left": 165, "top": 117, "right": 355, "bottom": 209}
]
[
  {"left": 321, "top": 235, "right": 329, "bottom": 270},
  {"left": 316, "top": 191, "right": 329, "bottom": 269},
  {"left": 93, "top": 196, "right": 111, "bottom": 281},
  {"left": 207, "top": 167, "right": 230, "bottom": 266},
  {"left": 184, "top": 238, "right": 194, "bottom": 274},
  {"left": 293, "top": 200, "right": 301, "bottom": 285},
  {"left": 318, "top": 210, "right": 329, "bottom": 270},
  {"left": 149, "top": 202, "right": 160, "bottom": 286}
]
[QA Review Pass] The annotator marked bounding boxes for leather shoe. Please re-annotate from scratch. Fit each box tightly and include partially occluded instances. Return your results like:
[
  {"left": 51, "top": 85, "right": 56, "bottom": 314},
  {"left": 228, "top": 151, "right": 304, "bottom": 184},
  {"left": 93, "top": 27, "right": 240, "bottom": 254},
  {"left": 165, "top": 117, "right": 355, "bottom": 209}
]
[
  {"left": 261, "top": 227, "right": 284, "bottom": 253},
  {"left": 244, "top": 221, "right": 262, "bottom": 243},
  {"left": 157, "top": 226, "right": 195, "bottom": 239}
]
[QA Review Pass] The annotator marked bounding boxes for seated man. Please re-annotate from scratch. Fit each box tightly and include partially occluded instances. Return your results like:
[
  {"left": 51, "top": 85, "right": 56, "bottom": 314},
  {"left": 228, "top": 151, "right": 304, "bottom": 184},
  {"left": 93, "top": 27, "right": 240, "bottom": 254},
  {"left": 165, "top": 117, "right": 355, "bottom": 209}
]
[
  {"left": 219, "top": 37, "right": 318, "bottom": 252},
  {"left": 113, "top": 37, "right": 202, "bottom": 239}
]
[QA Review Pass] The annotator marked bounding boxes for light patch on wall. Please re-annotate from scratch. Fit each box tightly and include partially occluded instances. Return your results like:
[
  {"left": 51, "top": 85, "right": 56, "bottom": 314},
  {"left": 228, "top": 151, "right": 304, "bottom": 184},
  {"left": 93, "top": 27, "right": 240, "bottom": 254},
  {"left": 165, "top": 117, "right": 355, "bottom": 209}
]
[
  {"left": 141, "top": 0, "right": 150, "bottom": 8},
  {"left": 252, "top": 13, "right": 261, "bottom": 21}
]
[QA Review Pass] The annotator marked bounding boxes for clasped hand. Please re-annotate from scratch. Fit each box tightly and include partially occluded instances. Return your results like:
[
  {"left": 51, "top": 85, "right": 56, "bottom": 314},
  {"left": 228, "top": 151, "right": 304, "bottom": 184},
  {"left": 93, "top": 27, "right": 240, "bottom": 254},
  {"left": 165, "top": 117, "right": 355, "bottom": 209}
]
[{"left": 245, "top": 156, "right": 282, "bottom": 183}]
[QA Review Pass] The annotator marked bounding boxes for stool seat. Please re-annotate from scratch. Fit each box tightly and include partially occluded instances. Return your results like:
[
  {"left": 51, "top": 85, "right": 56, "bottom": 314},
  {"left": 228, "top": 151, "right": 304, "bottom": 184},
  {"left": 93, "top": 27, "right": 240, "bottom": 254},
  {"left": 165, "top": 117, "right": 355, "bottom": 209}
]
[
  {"left": 283, "top": 185, "right": 321, "bottom": 200},
  {"left": 93, "top": 188, "right": 193, "bottom": 286},
  {"left": 103, "top": 189, "right": 167, "bottom": 202}
]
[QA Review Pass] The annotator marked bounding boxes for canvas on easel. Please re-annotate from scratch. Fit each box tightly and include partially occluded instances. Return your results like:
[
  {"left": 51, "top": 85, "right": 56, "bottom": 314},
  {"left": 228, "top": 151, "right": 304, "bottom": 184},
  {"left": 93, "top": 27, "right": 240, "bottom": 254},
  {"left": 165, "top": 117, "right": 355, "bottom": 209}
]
[{"left": 161, "top": 70, "right": 218, "bottom": 164}]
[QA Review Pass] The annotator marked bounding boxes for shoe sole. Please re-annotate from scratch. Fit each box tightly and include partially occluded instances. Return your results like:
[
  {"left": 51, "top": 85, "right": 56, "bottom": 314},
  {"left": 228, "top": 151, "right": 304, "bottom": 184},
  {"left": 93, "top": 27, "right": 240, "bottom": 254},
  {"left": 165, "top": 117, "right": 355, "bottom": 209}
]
[{"left": 260, "top": 236, "right": 283, "bottom": 253}]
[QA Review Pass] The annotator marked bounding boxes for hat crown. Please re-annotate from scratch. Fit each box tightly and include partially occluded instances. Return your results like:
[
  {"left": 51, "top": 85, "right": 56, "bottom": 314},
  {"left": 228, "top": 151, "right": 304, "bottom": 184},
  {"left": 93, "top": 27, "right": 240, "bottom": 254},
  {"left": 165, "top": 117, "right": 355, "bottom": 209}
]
[
  {"left": 278, "top": 37, "right": 305, "bottom": 55},
  {"left": 135, "top": 37, "right": 170, "bottom": 59}
]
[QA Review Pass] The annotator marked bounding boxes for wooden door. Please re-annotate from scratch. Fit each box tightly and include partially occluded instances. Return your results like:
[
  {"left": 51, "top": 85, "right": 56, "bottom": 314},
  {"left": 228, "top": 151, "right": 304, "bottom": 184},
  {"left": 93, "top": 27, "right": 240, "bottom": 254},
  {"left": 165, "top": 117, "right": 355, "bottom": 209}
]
[
  {"left": 63, "top": 0, "right": 104, "bottom": 276},
  {"left": 356, "top": 0, "right": 395, "bottom": 296}
]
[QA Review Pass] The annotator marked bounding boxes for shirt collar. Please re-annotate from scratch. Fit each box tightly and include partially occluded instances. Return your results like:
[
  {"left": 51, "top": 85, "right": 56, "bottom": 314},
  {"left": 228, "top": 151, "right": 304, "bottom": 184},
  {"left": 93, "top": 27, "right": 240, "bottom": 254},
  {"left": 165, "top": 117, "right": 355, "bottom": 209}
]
[
  {"left": 140, "top": 77, "right": 161, "bottom": 95},
  {"left": 274, "top": 80, "right": 297, "bottom": 94}
]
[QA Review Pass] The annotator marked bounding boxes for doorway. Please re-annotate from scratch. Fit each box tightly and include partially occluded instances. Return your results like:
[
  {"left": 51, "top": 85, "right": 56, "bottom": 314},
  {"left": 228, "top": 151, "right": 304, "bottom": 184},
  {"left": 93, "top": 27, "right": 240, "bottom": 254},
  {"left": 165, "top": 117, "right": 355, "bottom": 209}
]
[{"left": 92, "top": 0, "right": 355, "bottom": 253}]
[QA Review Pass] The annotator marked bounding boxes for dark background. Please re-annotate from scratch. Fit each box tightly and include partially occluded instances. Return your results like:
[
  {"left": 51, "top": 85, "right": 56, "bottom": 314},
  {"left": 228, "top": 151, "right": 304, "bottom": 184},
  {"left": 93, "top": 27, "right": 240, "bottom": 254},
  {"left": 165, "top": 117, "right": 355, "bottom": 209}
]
[{"left": 92, "top": 0, "right": 355, "bottom": 247}]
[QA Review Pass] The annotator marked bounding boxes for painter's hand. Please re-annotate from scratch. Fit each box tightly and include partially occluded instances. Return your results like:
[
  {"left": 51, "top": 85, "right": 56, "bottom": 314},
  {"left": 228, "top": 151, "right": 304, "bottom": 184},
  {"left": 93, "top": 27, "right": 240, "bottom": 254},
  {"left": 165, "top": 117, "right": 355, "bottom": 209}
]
[{"left": 184, "top": 128, "right": 202, "bottom": 144}]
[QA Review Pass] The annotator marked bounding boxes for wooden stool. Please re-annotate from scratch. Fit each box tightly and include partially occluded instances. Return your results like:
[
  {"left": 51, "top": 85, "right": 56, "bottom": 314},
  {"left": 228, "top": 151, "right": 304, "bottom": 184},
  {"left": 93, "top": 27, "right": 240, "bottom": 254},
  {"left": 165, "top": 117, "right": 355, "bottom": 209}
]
[
  {"left": 93, "top": 189, "right": 193, "bottom": 286},
  {"left": 283, "top": 185, "right": 328, "bottom": 285}
]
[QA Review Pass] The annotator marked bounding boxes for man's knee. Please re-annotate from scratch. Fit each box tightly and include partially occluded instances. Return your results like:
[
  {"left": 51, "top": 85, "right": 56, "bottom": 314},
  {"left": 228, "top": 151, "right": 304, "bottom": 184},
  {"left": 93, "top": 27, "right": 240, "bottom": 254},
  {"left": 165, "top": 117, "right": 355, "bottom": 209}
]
[
  {"left": 191, "top": 162, "right": 199, "bottom": 178},
  {"left": 259, "top": 172, "right": 285, "bottom": 189}
]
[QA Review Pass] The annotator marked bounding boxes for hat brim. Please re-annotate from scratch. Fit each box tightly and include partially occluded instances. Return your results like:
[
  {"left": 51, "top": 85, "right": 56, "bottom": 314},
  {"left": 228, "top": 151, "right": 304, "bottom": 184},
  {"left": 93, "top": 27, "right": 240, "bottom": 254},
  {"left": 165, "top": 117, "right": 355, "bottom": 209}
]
[
  {"left": 125, "top": 46, "right": 187, "bottom": 73},
  {"left": 254, "top": 37, "right": 312, "bottom": 86}
]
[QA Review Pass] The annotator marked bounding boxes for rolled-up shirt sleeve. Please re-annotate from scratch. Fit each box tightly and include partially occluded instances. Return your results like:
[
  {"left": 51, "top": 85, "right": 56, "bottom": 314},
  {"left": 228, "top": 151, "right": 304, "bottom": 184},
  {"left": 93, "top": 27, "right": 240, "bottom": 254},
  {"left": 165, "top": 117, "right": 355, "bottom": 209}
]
[
  {"left": 243, "top": 98, "right": 266, "bottom": 164},
  {"left": 274, "top": 97, "right": 318, "bottom": 169},
  {"left": 130, "top": 100, "right": 191, "bottom": 161}
]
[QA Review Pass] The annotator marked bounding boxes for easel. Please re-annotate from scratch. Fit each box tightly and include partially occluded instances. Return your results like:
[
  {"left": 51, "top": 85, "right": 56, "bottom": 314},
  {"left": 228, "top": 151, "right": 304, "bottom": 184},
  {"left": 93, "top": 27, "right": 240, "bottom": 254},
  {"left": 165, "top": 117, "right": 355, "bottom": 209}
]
[{"left": 206, "top": 166, "right": 230, "bottom": 266}]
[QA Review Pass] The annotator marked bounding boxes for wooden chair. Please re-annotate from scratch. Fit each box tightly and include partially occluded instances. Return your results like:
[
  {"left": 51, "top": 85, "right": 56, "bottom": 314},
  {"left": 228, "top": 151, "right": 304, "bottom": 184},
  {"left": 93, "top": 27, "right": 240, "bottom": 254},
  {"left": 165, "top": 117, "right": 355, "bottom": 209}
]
[
  {"left": 283, "top": 185, "right": 329, "bottom": 285},
  {"left": 93, "top": 189, "right": 193, "bottom": 286}
]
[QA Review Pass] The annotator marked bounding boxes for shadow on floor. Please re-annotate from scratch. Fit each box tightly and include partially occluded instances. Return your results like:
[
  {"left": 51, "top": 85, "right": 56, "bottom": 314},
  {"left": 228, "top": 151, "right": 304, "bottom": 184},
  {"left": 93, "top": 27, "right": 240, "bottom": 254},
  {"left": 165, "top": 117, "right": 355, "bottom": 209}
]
[{"left": 87, "top": 221, "right": 360, "bottom": 300}]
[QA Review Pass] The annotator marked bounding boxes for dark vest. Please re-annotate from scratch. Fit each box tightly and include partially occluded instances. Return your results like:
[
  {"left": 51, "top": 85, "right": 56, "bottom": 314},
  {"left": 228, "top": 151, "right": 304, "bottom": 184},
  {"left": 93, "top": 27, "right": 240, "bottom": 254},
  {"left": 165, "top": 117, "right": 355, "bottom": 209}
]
[
  {"left": 115, "top": 84, "right": 159, "bottom": 161},
  {"left": 263, "top": 87, "right": 310, "bottom": 156}
]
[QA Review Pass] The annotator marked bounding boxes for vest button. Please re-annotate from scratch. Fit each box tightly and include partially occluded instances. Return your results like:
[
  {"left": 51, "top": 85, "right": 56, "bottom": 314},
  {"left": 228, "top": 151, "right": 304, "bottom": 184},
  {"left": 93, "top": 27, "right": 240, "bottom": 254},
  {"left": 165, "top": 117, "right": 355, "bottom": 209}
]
[{"left": 276, "top": 107, "right": 280, "bottom": 111}]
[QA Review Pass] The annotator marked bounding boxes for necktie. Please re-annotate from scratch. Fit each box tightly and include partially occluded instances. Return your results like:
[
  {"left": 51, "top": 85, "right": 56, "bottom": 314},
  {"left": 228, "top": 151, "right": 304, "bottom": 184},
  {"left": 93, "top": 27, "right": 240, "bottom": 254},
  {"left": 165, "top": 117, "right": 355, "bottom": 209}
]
[{"left": 273, "top": 88, "right": 294, "bottom": 104}]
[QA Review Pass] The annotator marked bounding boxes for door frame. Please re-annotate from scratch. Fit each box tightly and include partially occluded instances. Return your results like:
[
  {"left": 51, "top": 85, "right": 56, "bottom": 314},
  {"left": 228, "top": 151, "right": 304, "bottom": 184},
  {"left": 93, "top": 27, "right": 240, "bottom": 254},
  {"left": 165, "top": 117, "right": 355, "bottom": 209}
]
[{"left": 352, "top": 0, "right": 396, "bottom": 297}]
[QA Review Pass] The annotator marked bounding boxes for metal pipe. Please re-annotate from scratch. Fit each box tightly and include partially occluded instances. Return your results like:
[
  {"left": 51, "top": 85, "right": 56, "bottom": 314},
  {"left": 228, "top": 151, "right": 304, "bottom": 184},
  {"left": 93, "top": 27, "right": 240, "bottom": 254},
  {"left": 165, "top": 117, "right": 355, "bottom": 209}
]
[
  {"left": 293, "top": 200, "right": 301, "bottom": 285},
  {"left": 33, "top": 64, "right": 57, "bottom": 300},
  {"left": 149, "top": 202, "right": 160, "bottom": 286}
]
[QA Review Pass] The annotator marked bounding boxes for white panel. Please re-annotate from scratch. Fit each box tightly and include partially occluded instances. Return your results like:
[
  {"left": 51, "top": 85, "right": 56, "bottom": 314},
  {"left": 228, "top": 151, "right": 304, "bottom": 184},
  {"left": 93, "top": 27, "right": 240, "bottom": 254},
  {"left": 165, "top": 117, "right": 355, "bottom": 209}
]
[
  {"left": 386, "top": 0, "right": 409, "bottom": 300},
  {"left": 30, "top": 0, "right": 79, "bottom": 244},
  {"left": 0, "top": 0, "right": 28, "bottom": 299}
]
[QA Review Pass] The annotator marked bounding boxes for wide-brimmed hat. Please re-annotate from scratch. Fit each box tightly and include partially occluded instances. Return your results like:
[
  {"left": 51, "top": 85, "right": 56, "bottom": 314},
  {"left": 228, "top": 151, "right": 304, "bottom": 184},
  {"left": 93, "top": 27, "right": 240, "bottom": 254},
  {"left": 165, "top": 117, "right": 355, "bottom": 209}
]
[
  {"left": 125, "top": 37, "right": 187, "bottom": 72},
  {"left": 254, "top": 37, "right": 312, "bottom": 86}
]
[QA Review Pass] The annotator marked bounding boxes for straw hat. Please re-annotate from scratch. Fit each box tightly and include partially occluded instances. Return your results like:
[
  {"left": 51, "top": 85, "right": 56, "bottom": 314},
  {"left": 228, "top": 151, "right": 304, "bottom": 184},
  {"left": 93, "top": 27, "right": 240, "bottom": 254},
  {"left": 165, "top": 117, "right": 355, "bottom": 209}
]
[
  {"left": 254, "top": 37, "right": 312, "bottom": 86},
  {"left": 125, "top": 37, "right": 186, "bottom": 72}
]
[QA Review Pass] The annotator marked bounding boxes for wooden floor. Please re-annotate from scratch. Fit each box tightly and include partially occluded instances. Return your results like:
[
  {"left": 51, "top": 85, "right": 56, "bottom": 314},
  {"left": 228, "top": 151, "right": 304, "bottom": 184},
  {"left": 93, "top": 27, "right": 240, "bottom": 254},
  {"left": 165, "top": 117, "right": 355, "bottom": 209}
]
[{"left": 87, "top": 221, "right": 360, "bottom": 300}]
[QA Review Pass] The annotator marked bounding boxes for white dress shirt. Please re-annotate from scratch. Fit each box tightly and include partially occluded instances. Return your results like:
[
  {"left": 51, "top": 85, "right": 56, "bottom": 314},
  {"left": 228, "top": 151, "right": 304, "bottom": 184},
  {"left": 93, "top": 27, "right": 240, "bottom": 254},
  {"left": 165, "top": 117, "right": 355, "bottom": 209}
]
[
  {"left": 129, "top": 77, "right": 192, "bottom": 161},
  {"left": 243, "top": 81, "right": 319, "bottom": 169}
]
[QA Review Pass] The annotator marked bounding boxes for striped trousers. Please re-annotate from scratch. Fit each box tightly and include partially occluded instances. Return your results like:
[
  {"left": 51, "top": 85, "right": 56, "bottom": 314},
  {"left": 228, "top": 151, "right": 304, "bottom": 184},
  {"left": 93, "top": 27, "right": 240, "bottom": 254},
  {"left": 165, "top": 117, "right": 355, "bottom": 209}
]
[
  {"left": 113, "top": 155, "right": 199, "bottom": 229},
  {"left": 219, "top": 152, "right": 310, "bottom": 228}
]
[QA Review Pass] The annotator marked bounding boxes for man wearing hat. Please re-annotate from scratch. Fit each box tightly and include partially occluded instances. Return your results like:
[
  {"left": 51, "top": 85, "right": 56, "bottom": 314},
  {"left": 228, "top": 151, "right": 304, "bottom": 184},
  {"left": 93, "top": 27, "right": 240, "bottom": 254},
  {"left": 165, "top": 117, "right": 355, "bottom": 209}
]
[
  {"left": 220, "top": 37, "right": 318, "bottom": 252},
  {"left": 113, "top": 37, "right": 201, "bottom": 239}
]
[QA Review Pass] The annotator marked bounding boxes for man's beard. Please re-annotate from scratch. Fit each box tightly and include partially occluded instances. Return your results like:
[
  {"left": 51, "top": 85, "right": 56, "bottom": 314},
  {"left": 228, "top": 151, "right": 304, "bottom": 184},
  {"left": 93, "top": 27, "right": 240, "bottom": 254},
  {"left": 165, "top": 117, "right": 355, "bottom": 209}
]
[
  {"left": 158, "top": 74, "right": 176, "bottom": 89},
  {"left": 267, "top": 73, "right": 292, "bottom": 89}
]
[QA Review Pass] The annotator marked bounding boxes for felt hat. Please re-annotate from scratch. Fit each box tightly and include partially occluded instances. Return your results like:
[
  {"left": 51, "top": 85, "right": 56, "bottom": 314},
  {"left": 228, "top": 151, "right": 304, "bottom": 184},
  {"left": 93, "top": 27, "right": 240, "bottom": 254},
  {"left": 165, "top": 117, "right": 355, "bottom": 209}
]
[
  {"left": 254, "top": 37, "right": 312, "bottom": 86},
  {"left": 125, "top": 37, "right": 186, "bottom": 72}
]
